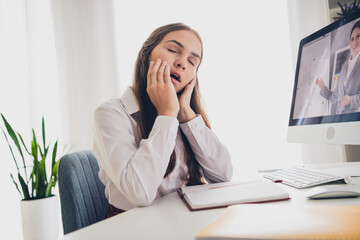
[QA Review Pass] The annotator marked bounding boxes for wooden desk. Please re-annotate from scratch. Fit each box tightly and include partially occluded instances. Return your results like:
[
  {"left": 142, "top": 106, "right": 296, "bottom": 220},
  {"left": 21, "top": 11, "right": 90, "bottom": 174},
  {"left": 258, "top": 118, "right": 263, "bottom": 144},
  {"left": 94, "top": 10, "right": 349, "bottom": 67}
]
[{"left": 59, "top": 164, "right": 360, "bottom": 240}]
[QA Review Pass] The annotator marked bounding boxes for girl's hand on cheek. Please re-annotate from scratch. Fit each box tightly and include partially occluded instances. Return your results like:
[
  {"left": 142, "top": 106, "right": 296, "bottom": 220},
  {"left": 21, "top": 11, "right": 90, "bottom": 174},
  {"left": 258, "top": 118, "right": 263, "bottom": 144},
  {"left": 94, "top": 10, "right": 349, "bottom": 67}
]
[
  {"left": 147, "top": 59, "right": 180, "bottom": 117},
  {"left": 178, "top": 75, "right": 197, "bottom": 123}
]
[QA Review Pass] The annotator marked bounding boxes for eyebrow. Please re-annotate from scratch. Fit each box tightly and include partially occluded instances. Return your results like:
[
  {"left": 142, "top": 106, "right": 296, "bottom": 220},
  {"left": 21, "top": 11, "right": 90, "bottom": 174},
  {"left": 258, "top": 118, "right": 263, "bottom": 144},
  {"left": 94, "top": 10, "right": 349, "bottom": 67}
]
[{"left": 166, "top": 40, "right": 201, "bottom": 59}]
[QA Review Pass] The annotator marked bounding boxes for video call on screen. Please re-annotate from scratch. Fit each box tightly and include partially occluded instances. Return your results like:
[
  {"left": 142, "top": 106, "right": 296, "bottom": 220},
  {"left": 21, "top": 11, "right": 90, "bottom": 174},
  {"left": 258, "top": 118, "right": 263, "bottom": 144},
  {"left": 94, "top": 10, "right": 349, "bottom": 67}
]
[{"left": 293, "top": 17, "right": 360, "bottom": 121}]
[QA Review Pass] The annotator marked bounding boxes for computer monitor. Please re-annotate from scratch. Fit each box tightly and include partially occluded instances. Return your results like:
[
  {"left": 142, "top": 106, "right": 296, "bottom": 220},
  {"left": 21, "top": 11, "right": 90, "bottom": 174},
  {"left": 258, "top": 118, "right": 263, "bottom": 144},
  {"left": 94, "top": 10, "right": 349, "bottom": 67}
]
[{"left": 288, "top": 10, "right": 360, "bottom": 145}]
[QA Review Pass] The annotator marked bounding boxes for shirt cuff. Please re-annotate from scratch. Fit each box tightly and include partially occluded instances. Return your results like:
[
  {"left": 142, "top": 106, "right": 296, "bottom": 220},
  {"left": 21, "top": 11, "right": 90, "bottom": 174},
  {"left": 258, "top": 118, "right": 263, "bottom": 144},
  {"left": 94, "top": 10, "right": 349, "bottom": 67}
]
[
  {"left": 150, "top": 116, "right": 179, "bottom": 137},
  {"left": 179, "top": 114, "right": 206, "bottom": 134}
]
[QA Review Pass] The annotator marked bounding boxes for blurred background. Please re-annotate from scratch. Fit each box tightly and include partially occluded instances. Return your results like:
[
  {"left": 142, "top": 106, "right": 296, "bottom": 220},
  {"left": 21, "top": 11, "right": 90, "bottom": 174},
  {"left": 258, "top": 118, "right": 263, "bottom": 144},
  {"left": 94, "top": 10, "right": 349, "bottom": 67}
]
[{"left": 0, "top": 0, "right": 353, "bottom": 239}]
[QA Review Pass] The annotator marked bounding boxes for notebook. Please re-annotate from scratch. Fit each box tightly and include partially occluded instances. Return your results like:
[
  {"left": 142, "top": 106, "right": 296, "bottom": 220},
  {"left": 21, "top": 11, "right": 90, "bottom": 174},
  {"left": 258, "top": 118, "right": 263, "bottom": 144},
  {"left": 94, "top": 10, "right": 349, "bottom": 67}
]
[
  {"left": 177, "top": 180, "right": 290, "bottom": 211},
  {"left": 196, "top": 204, "right": 360, "bottom": 239}
]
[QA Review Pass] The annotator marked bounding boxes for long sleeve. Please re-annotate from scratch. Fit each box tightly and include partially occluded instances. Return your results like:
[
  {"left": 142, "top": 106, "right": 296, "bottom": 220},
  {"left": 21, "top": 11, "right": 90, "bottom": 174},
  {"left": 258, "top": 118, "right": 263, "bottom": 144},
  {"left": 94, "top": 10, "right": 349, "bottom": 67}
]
[
  {"left": 93, "top": 100, "right": 179, "bottom": 208},
  {"left": 179, "top": 115, "right": 233, "bottom": 183},
  {"left": 320, "top": 60, "right": 346, "bottom": 105},
  {"left": 320, "top": 85, "right": 338, "bottom": 104},
  {"left": 320, "top": 56, "right": 360, "bottom": 113}
]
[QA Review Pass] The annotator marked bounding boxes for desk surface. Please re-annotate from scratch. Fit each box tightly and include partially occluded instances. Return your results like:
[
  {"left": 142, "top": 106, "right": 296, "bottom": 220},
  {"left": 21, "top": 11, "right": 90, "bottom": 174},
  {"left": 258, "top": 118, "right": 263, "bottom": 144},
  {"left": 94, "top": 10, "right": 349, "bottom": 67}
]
[{"left": 60, "top": 164, "right": 360, "bottom": 240}]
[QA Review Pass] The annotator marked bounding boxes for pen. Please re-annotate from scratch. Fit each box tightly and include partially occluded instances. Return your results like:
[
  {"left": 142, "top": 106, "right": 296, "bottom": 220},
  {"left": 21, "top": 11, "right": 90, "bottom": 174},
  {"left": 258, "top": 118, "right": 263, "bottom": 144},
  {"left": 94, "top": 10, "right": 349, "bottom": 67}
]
[{"left": 273, "top": 180, "right": 283, "bottom": 183}]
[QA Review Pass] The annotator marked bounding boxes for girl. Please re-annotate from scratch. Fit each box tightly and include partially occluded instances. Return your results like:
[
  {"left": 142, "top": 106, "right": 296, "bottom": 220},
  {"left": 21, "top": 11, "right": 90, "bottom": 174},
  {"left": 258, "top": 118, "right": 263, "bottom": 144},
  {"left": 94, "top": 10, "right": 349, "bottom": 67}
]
[{"left": 93, "top": 23, "right": 232, "bottom": 216}]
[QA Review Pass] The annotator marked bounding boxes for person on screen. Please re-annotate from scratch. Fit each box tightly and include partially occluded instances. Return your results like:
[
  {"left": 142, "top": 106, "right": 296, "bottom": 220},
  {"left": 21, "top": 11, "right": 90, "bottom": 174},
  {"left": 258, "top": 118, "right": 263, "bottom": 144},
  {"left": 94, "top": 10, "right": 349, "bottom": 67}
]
[
  {"left": 316, "top": 20, "right": 360, "bottom": 114},
  {"left": 93, "top": 23, "right": 233, "bottom": 217}
]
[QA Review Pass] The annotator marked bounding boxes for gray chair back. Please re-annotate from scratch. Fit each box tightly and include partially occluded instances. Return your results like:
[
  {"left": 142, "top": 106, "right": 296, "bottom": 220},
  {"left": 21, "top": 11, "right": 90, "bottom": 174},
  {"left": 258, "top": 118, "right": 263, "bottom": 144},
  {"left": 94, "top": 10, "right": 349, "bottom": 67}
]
[{"left": 58, "top": 150, "right": 108, "bottom": 234}]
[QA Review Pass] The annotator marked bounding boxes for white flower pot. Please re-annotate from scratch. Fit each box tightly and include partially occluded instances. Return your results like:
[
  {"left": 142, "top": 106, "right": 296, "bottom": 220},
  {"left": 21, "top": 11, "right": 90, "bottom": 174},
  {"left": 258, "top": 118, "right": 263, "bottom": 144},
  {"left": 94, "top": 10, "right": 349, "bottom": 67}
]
[{"left": 21, "top": 195, "right": 59, "bottom": 240}]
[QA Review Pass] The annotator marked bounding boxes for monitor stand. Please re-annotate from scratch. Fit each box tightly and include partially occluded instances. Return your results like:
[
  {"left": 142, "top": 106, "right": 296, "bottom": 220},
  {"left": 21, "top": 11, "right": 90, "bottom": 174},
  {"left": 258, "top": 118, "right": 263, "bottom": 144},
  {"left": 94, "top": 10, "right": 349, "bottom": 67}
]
[
  {"left": 301, "top": 144, "right": 346, "bottom": 164},
  {"left": 345, "top": 145, "right": 360, "bottom": 162}
]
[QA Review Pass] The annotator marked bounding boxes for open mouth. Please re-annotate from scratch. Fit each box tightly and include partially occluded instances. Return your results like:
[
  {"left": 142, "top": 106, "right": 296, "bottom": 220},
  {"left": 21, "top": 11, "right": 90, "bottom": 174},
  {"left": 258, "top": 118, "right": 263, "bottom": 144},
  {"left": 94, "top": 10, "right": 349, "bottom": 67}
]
[{"left": 170, "top": 72, "right": 180, "bottom": 82}]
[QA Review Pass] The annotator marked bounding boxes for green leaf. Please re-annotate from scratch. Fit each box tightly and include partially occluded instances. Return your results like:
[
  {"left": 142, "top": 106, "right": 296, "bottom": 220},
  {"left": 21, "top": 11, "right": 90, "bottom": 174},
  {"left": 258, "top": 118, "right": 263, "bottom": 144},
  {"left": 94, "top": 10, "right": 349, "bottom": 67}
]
[
  {"left": 45, "top": 144, "right": 49, "bottom": 159},
  {"left": 46, "top": 159, "right": 60, "bottom": 197},
  {"left": 42, "top": 116, "right": 46, "bottom": 155},
  {"left": 1, "top": 114, "right": 27, "bottom": 179},
  {"left": 29, "top": 170, "right": 34, "bottom": 182},
  {"left": 1, "top": 114, "right": 23, "bottom": 157},
  {"left": 1, "top": 128, "right": 20, "bottom": 172},
  {"left": 40, "top": 155, "right": 47, "bottom": 184},
  {"left": 39, "top": 147, "right": 44, "bottom": 159},
  {"left": 17, "top": 132, "right": 31, "bottom": 155},
  {"left": 36, "top": 155, "right": 47, "bottom": 198},
  {"left": 34, "top": 161, "right": 39, "bottom": 197},
  {"left": 53, "top": 158, "right": 59, "bottom": 175},
  {"left": 31, "top": 129, "right": 38, "bottom": 162},
  {"left": 10, "top": 173, "right": 22, "bottom": 198},
  {"left": 31, "top": 155, "right": 38, "bottom": 197},
  {"left": 18, "top": 173, "right": 30, "bottom": 200},
  {"left": 31, "top": 170, "right": 35, "bottom": 197},
  {"left": 45, "top": 177, "right": 55, "bottom": 197},
  {"left": 45, "top": 181, "right": 52, "bottom": 197},
  {"left": 52, "top": 160, "right": 59, "bottom": 183},
  {"left": 52, "top": 141, "right": 58, "bottom": 170}
]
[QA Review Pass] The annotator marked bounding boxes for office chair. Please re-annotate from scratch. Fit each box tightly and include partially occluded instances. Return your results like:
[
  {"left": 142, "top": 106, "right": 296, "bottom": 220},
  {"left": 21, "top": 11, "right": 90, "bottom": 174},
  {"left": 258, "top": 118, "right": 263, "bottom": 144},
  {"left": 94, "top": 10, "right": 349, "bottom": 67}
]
[{"left": 58, "top": 150, "right": 109, "bottom": 234}]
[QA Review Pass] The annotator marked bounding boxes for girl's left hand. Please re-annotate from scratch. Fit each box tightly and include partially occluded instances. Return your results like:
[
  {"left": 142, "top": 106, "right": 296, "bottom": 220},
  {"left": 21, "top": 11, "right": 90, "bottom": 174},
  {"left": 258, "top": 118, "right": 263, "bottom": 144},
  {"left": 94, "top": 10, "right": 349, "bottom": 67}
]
[{"left": 177, "top": 75, "right": 197, "bottom": 123}]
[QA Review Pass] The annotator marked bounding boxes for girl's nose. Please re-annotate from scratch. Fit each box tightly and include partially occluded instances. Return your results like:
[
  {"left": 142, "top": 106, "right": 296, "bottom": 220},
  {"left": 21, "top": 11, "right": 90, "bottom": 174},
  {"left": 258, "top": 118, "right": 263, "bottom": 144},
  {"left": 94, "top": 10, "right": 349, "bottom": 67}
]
[{"left": 174, "top": 57, "right": 186, "bottom": 70}]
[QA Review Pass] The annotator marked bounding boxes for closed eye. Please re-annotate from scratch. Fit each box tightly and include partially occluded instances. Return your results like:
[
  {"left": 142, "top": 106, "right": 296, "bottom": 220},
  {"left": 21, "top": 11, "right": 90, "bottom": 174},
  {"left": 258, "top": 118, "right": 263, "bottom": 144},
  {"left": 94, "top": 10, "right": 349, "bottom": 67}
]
[
  {"left": 188, "top": 59, "right": 194, "bottom": 66},
  {"left": 168, "top": 49, "right": 176, "bottom": 53}
]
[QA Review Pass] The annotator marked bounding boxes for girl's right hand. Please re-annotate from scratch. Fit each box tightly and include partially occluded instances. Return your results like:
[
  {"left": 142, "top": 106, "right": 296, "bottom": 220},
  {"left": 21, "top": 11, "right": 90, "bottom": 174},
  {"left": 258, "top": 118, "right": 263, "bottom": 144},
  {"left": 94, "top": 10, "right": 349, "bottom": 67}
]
[{"left": 147, "top": 58, "right": 180, "bottom": 118}]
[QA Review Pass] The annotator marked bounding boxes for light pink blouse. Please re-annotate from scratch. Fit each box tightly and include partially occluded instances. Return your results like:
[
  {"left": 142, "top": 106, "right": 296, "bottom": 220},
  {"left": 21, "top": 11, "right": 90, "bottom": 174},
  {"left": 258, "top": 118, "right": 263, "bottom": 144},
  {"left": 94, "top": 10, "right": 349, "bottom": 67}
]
[{"left": 93, "top": 87, "right": 233, "bottom": 210}]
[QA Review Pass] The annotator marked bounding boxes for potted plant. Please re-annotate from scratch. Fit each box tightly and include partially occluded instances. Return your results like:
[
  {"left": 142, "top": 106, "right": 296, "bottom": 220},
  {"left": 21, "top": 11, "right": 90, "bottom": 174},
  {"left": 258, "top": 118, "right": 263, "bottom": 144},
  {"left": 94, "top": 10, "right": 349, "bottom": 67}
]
[
  {"left": 1, "top": 113, "right": 61, "bottom": 240},
  {"left": 334, "top": 0, "right": 360, "bottom": 21}
]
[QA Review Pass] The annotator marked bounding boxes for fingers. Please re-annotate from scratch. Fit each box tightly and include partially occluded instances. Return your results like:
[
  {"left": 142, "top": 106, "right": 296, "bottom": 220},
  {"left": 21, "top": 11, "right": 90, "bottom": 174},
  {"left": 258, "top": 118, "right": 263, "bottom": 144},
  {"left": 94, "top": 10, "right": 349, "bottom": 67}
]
[
  {"left": 152, "top": 58, "right": 162, "bottom": 84},
  {"left": 183, "top": 75, "right": 197, "bottom": 92},
  {"left": 188, "top": 75, "right": 197, "bottom": 88},
  {"left": 147, "top": 58, "right": 161, "bottom": 86},
  {"left": 164, "top": 63, "right": 171, "bottom": 84},
  {"left": 147, "top": 59, "right": 168, "bottom": 87},
  {"left": 158, "top": 60, "right": 167, "bottom": 84}
]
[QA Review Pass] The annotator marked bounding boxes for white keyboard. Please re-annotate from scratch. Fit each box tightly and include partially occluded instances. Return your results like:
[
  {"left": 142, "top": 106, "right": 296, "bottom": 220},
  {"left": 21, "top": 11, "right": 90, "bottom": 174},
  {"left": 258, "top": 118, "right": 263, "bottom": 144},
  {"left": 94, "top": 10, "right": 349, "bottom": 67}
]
[{"left": 263, "top": 167, "right": 348, "bottom": 189}]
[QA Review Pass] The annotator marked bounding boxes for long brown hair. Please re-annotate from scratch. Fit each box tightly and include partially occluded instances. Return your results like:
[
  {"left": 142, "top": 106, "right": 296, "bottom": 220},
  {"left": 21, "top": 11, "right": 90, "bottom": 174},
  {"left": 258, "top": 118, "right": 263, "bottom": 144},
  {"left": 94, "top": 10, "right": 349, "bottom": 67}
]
[{"left": 132, "top": 23, "right": 210, "bottom": 186}]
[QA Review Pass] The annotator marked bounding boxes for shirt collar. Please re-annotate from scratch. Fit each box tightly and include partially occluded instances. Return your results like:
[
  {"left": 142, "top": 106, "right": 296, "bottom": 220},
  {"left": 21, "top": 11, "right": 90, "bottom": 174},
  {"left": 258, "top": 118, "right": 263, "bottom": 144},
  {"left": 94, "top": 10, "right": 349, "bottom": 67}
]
[
  {"left": 350, "top": 52, "right": 360, "bottom": 63},
  {"left": 121, "top": 86, "right": 140, "bottom": 115}
]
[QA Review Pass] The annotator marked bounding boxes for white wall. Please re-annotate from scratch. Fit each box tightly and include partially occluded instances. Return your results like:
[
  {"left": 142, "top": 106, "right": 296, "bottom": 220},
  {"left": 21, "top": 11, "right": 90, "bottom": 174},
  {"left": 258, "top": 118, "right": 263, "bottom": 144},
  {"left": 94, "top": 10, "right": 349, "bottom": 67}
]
[
  {"left": 51, "top": 0, "right": 120, "bottom": 152},
  {"left": 0, "top": 1, "right": 33, "bottom": 239},
  {"left": 114, "top": 0, "right": 302, "bottom": 181}
]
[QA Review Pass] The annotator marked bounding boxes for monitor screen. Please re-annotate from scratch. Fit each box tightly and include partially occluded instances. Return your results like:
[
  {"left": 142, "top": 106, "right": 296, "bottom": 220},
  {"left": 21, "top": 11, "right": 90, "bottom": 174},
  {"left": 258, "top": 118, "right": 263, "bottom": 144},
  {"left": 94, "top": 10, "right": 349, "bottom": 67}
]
[{"left": 288, "top": 10, "right": 360, "bottom": 144}]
